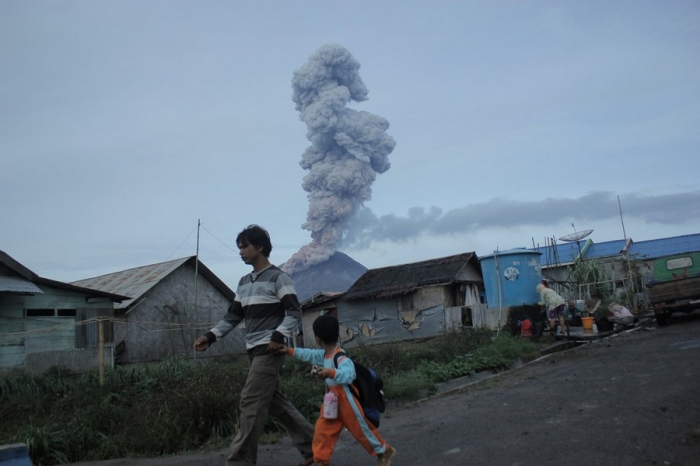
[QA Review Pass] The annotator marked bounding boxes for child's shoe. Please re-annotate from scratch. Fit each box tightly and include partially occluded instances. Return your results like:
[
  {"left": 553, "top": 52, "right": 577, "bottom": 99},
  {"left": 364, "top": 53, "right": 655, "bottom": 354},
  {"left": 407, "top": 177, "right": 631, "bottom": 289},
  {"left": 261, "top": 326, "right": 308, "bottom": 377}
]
[
  {"left": 377, "top": 445, "right": 396, "bottom": 466},
  {"left": 300, "top": 459, "right": 327, "bottom": 466}
]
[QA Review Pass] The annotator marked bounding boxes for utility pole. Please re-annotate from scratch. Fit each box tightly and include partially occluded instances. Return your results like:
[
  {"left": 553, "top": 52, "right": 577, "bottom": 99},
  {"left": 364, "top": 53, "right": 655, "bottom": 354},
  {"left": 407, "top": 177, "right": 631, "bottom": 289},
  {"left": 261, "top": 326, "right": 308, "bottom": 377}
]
[
  {"left": 618, "top": 196, "right": 637, "bottom": 312},
  {"left": 193, "top": 219, "right": 200, "bottom": 360},
  {"left": 98, "top": 317, "right": 104, "bottom": 386}
]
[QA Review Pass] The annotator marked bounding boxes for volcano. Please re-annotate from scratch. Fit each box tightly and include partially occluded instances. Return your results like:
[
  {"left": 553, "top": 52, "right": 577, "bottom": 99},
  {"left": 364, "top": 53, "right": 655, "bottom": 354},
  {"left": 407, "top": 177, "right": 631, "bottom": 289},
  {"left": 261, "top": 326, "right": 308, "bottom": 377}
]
[{"left": 289, "top": 251, "right": 367, "bottom": 303}]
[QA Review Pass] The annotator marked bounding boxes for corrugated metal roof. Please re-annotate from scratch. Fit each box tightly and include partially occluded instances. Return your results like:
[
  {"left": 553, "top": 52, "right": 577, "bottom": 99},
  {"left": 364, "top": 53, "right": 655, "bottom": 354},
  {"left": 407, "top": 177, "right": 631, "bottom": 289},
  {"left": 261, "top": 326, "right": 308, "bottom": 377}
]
[
  {"left": 0, "top": 275, "right": 44, "bottom": 294},
  {"left": 0, "top": 249, "right": 127, "bottom": 301},
  {"left": 531, "top": 234, "right": 700, "bottom": 267},
  {"left": 628, "top": 233, "right": 700, "bottom": 260},
  {"left": 72, "top": 257, "right": 190, "bottom": 310},
  {"left": 71, "top": 256, "right": 235, "bottom": 311},
  {"left": 532, "top": 240, "right": 586, "bottom": 266},
  {"left": 584, "top": 239, "right": 627, "bottom": 259}
]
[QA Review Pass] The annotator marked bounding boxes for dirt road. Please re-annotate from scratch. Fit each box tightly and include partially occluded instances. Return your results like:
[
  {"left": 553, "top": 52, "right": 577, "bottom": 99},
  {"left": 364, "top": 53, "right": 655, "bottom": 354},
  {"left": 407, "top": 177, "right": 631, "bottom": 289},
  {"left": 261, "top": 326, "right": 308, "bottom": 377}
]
[{"left": 71, "top": 314, "right": 700, "bottom": 466}]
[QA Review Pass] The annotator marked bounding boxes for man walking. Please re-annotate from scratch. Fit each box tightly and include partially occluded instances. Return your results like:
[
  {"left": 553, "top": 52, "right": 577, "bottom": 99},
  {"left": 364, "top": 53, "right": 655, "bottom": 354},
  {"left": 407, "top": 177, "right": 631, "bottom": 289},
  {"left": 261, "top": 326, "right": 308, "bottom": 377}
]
[{"left": 194, "top": 224, "right": 314, "bottom": 466}]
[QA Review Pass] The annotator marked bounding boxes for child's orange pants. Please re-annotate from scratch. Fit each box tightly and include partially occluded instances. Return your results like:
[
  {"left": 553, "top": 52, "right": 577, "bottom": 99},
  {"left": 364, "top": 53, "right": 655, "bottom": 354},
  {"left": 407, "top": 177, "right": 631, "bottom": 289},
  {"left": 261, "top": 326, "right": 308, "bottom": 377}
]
[{"left": 311, "top": 384, "right": 390, "bottom": 464}]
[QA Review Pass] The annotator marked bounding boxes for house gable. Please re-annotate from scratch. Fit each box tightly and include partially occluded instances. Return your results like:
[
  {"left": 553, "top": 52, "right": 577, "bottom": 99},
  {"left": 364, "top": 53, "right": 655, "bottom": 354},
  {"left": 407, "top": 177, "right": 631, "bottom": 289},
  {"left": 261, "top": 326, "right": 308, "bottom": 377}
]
[{"left": 71, "top": 256, "right": 243, "bottom": 364}]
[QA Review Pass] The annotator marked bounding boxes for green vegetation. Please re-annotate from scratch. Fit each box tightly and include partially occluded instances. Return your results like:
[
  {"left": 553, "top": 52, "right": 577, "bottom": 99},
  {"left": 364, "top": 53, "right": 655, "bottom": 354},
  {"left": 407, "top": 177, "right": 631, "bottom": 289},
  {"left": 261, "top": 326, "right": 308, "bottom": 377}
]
[
  {"left": 0, "top": 328, "right": 548, "bottom": 465},
  {"left": 569, "top": 257, "right": 614, "bottom": 301}
]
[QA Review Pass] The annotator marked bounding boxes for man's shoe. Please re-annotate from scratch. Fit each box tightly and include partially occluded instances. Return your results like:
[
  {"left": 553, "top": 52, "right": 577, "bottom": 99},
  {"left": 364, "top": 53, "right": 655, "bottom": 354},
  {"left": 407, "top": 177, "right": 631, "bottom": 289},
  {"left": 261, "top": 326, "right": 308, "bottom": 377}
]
[
  {"left": 377, "top": 445, "right": 396, "bottom": 466},
  {"left": 226, "top": 453, "right": 254, "bottom": 465}
]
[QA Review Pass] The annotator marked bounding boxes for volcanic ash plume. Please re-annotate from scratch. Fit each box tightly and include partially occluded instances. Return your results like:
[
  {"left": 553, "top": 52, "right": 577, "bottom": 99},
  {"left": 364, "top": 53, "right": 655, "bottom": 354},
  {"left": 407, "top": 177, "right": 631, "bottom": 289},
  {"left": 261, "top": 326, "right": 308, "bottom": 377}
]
[{"left": 282, "top": 44, "right": 396, "bottom": 275}]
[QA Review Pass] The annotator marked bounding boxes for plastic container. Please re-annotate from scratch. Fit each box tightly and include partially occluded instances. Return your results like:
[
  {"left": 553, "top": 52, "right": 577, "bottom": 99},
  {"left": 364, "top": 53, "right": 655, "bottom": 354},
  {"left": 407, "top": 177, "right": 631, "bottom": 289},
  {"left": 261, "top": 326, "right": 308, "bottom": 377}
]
[
  {"left": 323, "top": 392, "right": 338, "bottom": 419},
  {"left": 581, "top": 316, "right": 594, "bottom": 330},
  {"left": 480, "top": 248, "right": 543, "bottom": 308}
]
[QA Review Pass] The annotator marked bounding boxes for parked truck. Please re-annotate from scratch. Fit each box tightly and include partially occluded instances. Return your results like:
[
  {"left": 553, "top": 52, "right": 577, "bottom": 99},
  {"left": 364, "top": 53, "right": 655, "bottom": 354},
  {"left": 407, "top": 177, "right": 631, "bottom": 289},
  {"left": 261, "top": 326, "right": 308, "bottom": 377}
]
[{"left": 645, "top": 252, "right": 700, "bottom": 326}]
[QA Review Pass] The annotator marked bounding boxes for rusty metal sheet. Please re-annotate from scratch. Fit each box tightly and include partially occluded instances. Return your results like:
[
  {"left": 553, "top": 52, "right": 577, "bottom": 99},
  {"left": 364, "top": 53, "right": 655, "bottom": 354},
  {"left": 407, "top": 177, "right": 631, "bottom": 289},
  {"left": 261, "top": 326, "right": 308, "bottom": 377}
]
[{"left": 71, "top": 257, "right": 189, "bottom": 311}]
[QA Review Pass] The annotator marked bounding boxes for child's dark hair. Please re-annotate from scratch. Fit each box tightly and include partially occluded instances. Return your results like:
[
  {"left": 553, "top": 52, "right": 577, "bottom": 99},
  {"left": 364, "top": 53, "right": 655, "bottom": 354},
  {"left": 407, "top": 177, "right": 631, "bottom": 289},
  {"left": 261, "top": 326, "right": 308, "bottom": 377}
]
[
  {"left": 236, "top": 224, "right": 272, "bottom": 257},
  {"left": 313, "top": 314, "right": 339, "bottom": 345}
]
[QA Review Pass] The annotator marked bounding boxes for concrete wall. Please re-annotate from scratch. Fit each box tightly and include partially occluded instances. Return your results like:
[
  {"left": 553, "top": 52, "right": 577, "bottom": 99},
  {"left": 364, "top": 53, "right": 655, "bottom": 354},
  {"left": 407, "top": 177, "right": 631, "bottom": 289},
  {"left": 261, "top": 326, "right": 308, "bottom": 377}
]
[{"left": 114, "top": 262, "right": 245, "bottom": 364}]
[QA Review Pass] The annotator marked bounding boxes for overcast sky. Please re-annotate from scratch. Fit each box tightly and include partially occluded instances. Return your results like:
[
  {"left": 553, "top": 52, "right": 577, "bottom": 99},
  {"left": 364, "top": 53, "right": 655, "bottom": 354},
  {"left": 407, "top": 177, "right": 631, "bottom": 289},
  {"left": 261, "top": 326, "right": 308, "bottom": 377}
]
[{"left": 2, "top": 1, "right": 699, "bottom": 291}]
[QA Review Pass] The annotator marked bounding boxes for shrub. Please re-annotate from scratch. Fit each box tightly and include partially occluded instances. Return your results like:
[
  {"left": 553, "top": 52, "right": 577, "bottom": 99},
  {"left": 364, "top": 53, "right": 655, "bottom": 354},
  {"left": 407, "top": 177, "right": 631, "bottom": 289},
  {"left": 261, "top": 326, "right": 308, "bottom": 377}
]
[
  {"left": 13, "top": 424, "right": 70, "bottom": 466},
  {"left": 383, "top": 371, "right": 434, "bottom": 401}
]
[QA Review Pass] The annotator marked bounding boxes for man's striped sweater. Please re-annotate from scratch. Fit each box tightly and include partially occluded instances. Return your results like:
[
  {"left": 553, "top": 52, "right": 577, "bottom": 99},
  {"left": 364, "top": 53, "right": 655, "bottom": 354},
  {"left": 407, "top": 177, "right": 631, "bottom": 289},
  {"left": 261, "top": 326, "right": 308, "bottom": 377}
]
[{"left": 206, "top": 265, "right": 302, "bottom": 356}]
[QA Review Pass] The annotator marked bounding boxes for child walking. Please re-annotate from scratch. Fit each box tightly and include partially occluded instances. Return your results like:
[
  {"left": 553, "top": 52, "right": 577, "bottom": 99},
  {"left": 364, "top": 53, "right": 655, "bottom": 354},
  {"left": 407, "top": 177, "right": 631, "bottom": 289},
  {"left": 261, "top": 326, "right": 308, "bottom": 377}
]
[{"left": 279, "top": 314, "right": 397, "bottom": 466}]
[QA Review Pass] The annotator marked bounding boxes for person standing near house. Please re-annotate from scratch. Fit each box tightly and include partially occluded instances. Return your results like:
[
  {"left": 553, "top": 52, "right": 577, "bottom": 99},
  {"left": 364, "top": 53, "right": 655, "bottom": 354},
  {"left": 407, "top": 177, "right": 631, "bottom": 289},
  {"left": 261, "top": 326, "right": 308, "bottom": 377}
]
[
  {"left": 536, "top": 283, "right": 567, "bottom": 335},
  {"left": 193, "top": 224, "right": 315, "bottom": 466}
]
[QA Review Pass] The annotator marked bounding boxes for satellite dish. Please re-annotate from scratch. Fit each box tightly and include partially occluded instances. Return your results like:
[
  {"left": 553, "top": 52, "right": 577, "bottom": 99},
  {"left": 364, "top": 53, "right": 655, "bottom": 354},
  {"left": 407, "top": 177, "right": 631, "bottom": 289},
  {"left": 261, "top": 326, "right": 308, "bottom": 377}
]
[{"left": 558, "top": 229, "right": 593, "bottom": 242}]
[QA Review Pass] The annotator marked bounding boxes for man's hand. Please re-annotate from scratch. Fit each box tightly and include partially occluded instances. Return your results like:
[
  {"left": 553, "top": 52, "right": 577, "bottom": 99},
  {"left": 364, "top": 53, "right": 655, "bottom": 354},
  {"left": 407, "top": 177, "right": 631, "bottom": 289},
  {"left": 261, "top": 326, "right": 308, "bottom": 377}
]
[
  {"left": 271, "top": 343, "right": 289, "bottom": 354},
  {"left": 268, "top": 341, "right": 286, "bottom": 353},
  {"left": 193, "top": 335, "right": 210, "bottom": 352}
]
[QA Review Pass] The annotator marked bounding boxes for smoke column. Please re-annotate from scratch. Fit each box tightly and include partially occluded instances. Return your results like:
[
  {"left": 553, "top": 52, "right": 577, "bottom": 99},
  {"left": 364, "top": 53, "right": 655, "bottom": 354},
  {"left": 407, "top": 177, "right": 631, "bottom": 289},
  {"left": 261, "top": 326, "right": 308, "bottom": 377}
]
[{"left": 282, "top": 44, "right": 396, "bottom": 275}]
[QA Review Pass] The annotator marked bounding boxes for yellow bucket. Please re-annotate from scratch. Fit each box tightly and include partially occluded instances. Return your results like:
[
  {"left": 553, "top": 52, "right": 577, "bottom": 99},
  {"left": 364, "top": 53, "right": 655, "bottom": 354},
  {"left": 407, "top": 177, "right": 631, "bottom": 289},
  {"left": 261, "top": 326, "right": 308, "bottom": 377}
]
[{"left": 581, "top": 316, "right": 594, "bottom": 330}]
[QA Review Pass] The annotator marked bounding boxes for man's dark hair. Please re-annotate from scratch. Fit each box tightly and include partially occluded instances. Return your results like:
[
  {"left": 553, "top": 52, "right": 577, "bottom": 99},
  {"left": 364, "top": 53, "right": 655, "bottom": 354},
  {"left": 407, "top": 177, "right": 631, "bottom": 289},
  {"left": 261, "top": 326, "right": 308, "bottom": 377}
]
[
  {"left": 313, "top": 314, "right": 339, "bottom": 345},
  {"left": 236, "top": 225, "right": 272, "bottom": 258}
]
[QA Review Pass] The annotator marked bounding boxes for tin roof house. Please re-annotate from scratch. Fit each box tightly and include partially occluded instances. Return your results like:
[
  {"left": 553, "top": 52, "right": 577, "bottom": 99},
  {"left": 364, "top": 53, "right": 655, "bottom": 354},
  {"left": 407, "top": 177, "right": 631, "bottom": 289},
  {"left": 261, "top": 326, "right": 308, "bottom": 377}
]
[
  {"left": 72, "top": 256, "right": 245, "bottom": 365},
  {"left": 0, "top": 250, "right": 129, "bottom": 375},
  {"left": 307, "top": 252, "right": 485, "bottom": 347}
]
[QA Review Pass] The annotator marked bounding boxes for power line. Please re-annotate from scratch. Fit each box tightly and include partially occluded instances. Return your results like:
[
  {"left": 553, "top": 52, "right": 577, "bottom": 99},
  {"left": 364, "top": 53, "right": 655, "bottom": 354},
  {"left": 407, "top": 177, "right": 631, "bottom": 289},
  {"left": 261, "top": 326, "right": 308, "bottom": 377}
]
[
  {"left": 164, "top": 224, "right": 199, "bottom": 261},
  {"left": 200, "top": 224, "right": 238, "bottom": 254}
]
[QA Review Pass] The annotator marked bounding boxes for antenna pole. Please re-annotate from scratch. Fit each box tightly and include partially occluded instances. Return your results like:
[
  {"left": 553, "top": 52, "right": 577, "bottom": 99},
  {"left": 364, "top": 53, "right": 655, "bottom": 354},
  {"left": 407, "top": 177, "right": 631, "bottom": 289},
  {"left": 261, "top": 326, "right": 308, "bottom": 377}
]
[
  {"left": 617, "top": 197, "right": 637, "bottom": 311},
  {"left": 617, "top": 195, "right": 627, "bottom": 240},
  {"left": 494, "top": 247, "right": 502, "bottom": 335},
  {"left": 195, "top": 219, "right": 200, "bottom": 305},
  {"left": 193, "top": 219, "right": 200, "bottom": 360}
]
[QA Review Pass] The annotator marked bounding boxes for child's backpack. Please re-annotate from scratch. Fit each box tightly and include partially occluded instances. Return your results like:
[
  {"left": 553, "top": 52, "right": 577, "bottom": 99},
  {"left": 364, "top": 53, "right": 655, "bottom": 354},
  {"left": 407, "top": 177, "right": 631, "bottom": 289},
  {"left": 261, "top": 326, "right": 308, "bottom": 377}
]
[{"left": 333, "top": 351, "right": 385, "bottom": 427}]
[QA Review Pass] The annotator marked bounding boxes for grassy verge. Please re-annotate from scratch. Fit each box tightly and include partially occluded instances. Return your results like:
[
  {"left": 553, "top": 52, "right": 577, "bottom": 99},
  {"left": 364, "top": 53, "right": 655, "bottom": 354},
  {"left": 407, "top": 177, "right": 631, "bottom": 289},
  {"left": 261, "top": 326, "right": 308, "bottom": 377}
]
[{"left": 0, "top": 328, "right": 550, "bottom": 465}]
